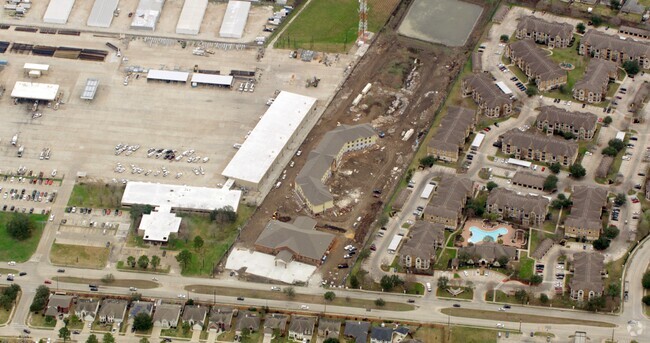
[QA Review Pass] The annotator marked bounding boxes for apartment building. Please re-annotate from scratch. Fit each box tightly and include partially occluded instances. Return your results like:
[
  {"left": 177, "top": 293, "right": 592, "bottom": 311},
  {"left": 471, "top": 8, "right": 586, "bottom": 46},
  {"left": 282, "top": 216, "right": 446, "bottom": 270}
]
[
  {"left": 486, "top": 188, "right": 550, "bottom": 227},
  {"left": 536, "top": 106, "right": 598, "bottom": 140},
  {"left": 579, "top": 30, "right": 650, "bottom": 69},
  {"left": 564, "top": 186, "right": 608, "bottom": 241},
  {"left": 426, "top": 106, "right": 476, "bottom": 162},
  {"left": 423, "top": 177, "right": 473, "bottom": 228},
  {"left": 506, "top": 40, "right": 567, "bottom": 91},
  {"left": 499, "top": 129, "right": 579, "bottom": 166},
  {"left": 569, "top": 252, "right": 605, "bottom": 301},
  {"left": 516, "top": 16, "right": 573, "bottom": 48},
  {"left": 573, "top": 59, "right": 617, "bottom": 103},
  {"left": 461, "top": 73, "right": 514, "bottom": 117}
]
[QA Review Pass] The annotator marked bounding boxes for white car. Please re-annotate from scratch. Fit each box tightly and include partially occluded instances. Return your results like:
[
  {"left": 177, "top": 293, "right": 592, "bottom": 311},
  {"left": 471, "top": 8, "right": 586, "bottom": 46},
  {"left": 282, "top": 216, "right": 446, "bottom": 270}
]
[
  {"left": 8, "top": 261, "right": 16, "bottom": 266},
  {"left": 49, "top": 214, "right": 55, "bottom": 222},
  {"left": 177, "top": 294, "right": 186, "bottom": 299},
  {"left": 300, "top": 305, "right": 309, "bottom": 310},
  {"left": 463, "top": 270, "right": 469, "bottom": 277},
  {"left": 496, "top": 323, "right": 504, "bottom": 328}
]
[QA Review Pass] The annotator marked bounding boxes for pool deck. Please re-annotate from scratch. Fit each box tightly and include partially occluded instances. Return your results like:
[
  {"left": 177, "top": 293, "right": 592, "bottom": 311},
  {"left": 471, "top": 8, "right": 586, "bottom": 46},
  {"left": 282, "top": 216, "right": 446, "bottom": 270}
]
[{"left": 461, "top": 219, "right": 524, "bottom": 248}]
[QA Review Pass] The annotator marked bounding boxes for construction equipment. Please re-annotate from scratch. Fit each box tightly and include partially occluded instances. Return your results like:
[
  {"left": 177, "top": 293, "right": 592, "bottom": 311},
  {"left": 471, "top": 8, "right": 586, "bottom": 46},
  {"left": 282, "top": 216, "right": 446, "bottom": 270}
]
[{"left": 305, "top": 76, "right": 320, "bottom": 88}]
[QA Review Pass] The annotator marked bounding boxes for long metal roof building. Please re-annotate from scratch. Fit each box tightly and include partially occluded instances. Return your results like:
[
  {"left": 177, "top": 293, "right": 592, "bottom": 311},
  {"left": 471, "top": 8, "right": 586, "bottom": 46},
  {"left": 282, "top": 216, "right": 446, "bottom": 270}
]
[
  {"left": 43, "top": 0, "right": 76, "bottom": 24},
  {"left": 11, "top": 82, "right": 60, "bottom": 101},
  {"left": 87, "top": 0, "right": 119, "bottom": 28},
  {"left": 176, "top": 0, "right": 208, "bottom": 35},
  {"left": 131, "top": 0, "right": 165, "bottom": 31},
  {"left": 219, "top": 0, "right": 251, "bottom": 39},
  {"left": 146, "top": 70, "right": 189, "bottom": 82}
]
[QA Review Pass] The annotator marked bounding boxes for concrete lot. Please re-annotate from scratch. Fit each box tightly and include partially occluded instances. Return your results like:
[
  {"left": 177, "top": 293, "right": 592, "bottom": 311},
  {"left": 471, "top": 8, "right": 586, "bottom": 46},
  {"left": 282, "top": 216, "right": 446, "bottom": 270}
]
[
  {"left": 0, "top": 29, "right": 352, "bottom": 188},
  {"left": 0, "top": 0, "right": 274, "bottom": 43}
]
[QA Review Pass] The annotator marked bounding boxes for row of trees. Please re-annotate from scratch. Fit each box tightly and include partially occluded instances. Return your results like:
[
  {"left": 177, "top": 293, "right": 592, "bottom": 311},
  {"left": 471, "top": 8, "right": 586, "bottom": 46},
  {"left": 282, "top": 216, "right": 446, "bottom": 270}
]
[
  {"left": 0, "top": 284, "right": 20, "bottom": 311},
  {"left": 602, "top": 138, "right": 626, "bottom": 157},
  {"left": 30, "top": 285, "right": 50, "bottom": 312},
  {"left": 126, "top": 254, "right": 161, "bottom": 270}
]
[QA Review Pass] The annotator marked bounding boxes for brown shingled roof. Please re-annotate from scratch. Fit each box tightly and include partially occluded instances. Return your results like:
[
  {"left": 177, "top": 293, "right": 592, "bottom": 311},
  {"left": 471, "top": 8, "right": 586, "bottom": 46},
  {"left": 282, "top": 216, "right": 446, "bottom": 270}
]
[
  {"left": 517, "top": 16, "right": 573, "bottom": 41},
  {"left": 508, "top": 40, "right": 566, "bottom": 82},
  {"left": 463, "top": 73, "right": 513, "bottom": 109},
  {"left": 574, "top": 59, "right": 617, "bottom": 94},
  {"left": 500, "top": 129, "right": 578, "bottom": 157},
  {"left": 565, "top": 186, "right": 608, "bottom": 232},
  {"left": 537, "top": 106, "right": 598, "bottom": 132}
]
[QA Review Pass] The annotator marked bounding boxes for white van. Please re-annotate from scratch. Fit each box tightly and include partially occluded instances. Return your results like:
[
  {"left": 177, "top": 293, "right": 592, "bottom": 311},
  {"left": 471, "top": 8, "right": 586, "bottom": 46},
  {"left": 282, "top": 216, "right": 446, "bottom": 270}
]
[{"left": 426, "top": 282, "right": 432, "bottom": 292}]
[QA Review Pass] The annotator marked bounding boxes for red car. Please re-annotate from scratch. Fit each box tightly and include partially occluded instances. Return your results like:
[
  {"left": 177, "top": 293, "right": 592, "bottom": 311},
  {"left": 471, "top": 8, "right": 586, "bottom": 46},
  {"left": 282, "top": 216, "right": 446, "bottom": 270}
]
[
  {"left": 44, "top": 280, "right": 52, "bottom": 284},
  {"left": 370, "top": 244, "right": 377, "bottom": 251}
]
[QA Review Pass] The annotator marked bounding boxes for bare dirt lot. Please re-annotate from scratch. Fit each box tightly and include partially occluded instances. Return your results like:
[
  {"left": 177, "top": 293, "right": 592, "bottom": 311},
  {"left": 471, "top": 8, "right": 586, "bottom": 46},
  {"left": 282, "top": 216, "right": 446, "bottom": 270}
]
[{"left": 238, "top": 0, "right": 499, "bottom": 278}]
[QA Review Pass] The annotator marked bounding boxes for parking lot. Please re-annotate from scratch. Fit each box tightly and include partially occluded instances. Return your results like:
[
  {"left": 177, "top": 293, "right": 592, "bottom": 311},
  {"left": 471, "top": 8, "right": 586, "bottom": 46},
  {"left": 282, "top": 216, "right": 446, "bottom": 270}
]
[{"left": 0, "top": 29, "right": 352, "bottom": 189}]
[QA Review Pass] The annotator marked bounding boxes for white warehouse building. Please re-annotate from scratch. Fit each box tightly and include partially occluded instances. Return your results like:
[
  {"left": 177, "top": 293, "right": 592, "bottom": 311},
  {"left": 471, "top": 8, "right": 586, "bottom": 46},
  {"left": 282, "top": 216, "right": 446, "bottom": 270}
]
[
  {"left": 176, "top": 0, "right": 208, "bottom": 35},
  {"left": 43, "top": 0, "right": 76, "bottom": 24},
  {"left": 87, "top": 0, "right": 119, "bottom": 28},
  {"left": 131, "top": 0, "right": 165, "bottom": 31},
  {"left": 219, "top": 0, "right": 251, "bottom": 39},
  {"left": 221, "top": 91, "right": 318, "bottom": 200}
]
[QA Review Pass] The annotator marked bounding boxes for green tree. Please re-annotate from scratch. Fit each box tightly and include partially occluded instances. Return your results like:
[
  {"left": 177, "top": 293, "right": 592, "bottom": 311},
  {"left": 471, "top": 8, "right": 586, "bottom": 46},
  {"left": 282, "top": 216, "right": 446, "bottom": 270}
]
[
  {"left": 324, "top": 291, "right": 336, "bottom": 302},
  {"left": 591, "top": 15, "right": 604, "bottom": 27},
  {"left": 437, "top": 276, "right": 449, "bottom": 290},
  {"left": 380, "top": 275, "right": 395, "bottom": 291},
  {"left": 127, "top": 256, "right": 136, "bottom": 268},
  {"left": 643, "top": 295, "right": 650, "bottom": 305},
  {"left": 59, "top": 327, "right": 71, "bottom": 342},
  {"left": 358, "top": 249, "right": 371, "bottom": 260},
  {"left": 569, "top": 164, "right": 586, "bottom": 178},
  {"left": 374, "top": 298, "right": 385, "bottom": 307},
  {"left": 102, "top": 333, "right": 115, "bottom": 343},
  {"left": 283, "top": 286, "right": 295, "bottom": 298},
  {"left": 193, "top": 236, "right": 204, "bottom": 251},
  {"left": 133, "top": 313, "right": 153, "bottom": 332},
  {"left": 548, "top": 162, "right": 561, "bottom": 174},
  {"left": 137, "top": 255, "right": 149, "bottom": 269},
  {"left": 608, "top": 138, "right": 626, "bottom": 152},
  {"left": 603, "top": 226, "right": 620, "bottom": 240},
  {"left": 101, "top": 273, "right": 115, "bottom": 284},
  {"left": 593, "top": 237, "right": 610, "bottom": 250},
  {"left": 641, "top": 271, "right": 650, "bottom": 289},
  {"left": 530, "top": 274, "right": 543, "bottom": 285},
  {"left": 610, "top": 0, "right": 622, "bottom": 10},
  {"left": 323, "top": 338, "right": 340, "bottom": 343},
  {"left": 614, "top": 193, "right": 626, "bottom": 206},
  {"left": 525, "top": 85, "right": 538, "bottom": 97},
  {"left": 500, "top": 34, "right": 509, "bottom": 42},
  {"left": 209, "top": 206, "right": 237, "bottom": 224},
  {"left": 586, "top": 296, "right": 606, "bottom": 311},
  {"left": 543, "top": 175, "right": 558, "bottom": 191},
  {"left": 6, "top": 213, "right": 33, "bottom": 240},
  {"left": 349, "top": 275, "right": 360, "bottom": 288},
  {"left": 551, "top": 193, "right": 573, "bottom": 209},
  {"left": 129, "top": 205, "right": 153, "bottom": 225},
  {"left": 602, "top": 146, "right": 618, "bottom": 157},
  {"left": 497, "top": 255, "right": 510, "bottom": 268},
  {"left": 150, "top": 255, "right": 161, "bottom": 270},
  {"left": 539, "top": 293, "right": 549, "bottom": 304},
  {"left": 576, "top": 22, "right": 586, "bottom": 34},
  {"left": 86, "top": 334, "right": 99, "bottom": 343},
  {"left": 30, "top": 285, "right": 50, "bottom": 312},
  {"left": 419, "top": 155, "right": 436, "bottom": 168},
  {"left": 139, "top": 338, "right": 150, "bottom": 343},
  {"left": 515, "top": 289, "right": 528, "bottom": 304},
  {"left": 182, "top": 321, "right": 191, "bottom": 334},
  {"left": 486, "top": 181, "right": 498, "bottom": 192},
  {"left": 623, "top": 60, "right": 640, "bottom": 76},
  {"left": 241, "top": 328, "right": 251, "bottom": 341},
  {"left": 176, "top": 249, "right": 192, "bottom": 269},
  {"left": 607, "top": 283, "right": 621, "bottom": 299},
  {"left": 603, "top": 116, "right": 613, "bottom": 126}
]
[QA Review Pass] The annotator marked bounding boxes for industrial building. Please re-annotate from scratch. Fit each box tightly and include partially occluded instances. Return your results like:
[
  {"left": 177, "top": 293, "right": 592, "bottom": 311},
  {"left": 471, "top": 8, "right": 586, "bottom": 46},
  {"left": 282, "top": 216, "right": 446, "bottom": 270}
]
[
  {"left": 146, "top": 70, "right": 189, "bottom": 83},
  {"left": 43, "top": 0, "right": 76, "bottom": 24},
  {"left": 176, "top": 0, "right": 208, "bottom": 35},
  {"left": 190, "top": 73, "right": 234, "bottom": 88},
  {"left": 87, "top": 0, "right": 119, "bottom": 28},
  {"left": 131, "top": 0, "right": 166, "bottom": 31},
  {"left": 11, "top": 82, "right": 59, "bottom": 101},
  {"left": 121, "top": 181, "right": 242, "bottom": 212},
  {"left": 219, "top": 0, "right": 251, "bottom": 39},
  {"left": 221, "top": 91, "right": 318, "bottom": 196},
  {"left": 137, "top": 206, "right": 182, "bottom": 243}
]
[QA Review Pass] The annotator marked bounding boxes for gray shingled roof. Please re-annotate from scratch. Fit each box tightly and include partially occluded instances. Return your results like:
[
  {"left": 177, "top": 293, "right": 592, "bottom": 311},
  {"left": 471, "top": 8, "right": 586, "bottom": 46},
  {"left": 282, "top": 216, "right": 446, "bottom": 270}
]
[
  {"left": 264, "top": 313, "right": 288, "bottom": 333},
  {"left": 182, "top": 305, "right": 207, "bottom": 323},
  {"left": 472, "top": 52, "right": 482, "bottom": 72},
  {"left": 500, "top": 129, "right": 578, "bottom": 157},
  {"left": 463, "top": 73, "right": 513, "bottom": 109},
  {"left": 344, "top": 321, "right": 370, "bottom": 343},
  {"left": 565, "top": 186, "right": 607, "bottom": 232},
  {"left": 574, "top": 59, "right": 617, "bottom": 94},
  {"left": 582, "top": 30, "right": 650, "bottom": 59},
  {"left": 570, "top": 252, "right": 604, "bottom": 292},
  {"left": 237, "top": 312, "right": 260, "bottom": 332},
  {"left": 531, "top": 238, "right": 554, "bottom": 260},
  {"left": 75, "top": 299, "right": 100, "bottom": 315},
  {"left": 129, "top": 301, "right": 154, "bottom": 319},
  {"left": 209, "top": 306, "right": 234, "bottom": 327},
  {"left": 427, "top": 106, "right": 475, "bottom": 154},
  {"left": 512, "top": 171, "right": 546, "bottom": 189},
  {"left": 255, "top": 217, "right": 334, "bottom": 261},
  {"left": 424, "top": 177, "right": 473, "bottom": 220},
  {"left": 537, "top": 106, "right": 598, "bottom": 132},
  {"left": 318, "top": 318, "right": 341, "bottom": 337},
  {"left": 98, "top": 299, "right": 128, "bottom": 320},
  {"left": 371, "top": 326, "right": 393, "bottom": 342},
  {"left": 400, "top": 221, "right": 445, "bottom": 260},
  {"left": 45, "top": 295, "right": 73, "bottom": 317},
  {"left": 508, "top": 40, "right": 566, "bottom": 82},
  {"left": 620, "top": 25, "right": 650, "bottom": 38},
  {"left": 289, "top": 316, "right": 316, "bottom": 335},
  {"left": 487, "top": 188, "right": 550, "bottom": 215},
  {"left": 153, "top": 304, "right": 181, "bottom": 323},
  {"left": 517, "top": 16, "right": 573, "bottom": 41},
  {"left": 459, "top": 242, "right": 517, "bottom": 262}
]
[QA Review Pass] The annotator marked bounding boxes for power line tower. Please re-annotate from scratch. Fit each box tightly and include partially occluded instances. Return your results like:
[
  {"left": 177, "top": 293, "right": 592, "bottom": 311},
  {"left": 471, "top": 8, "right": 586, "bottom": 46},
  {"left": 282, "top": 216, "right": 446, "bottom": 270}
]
[{"left": 358, "top": 0, "right": 368, "bottom": 44}]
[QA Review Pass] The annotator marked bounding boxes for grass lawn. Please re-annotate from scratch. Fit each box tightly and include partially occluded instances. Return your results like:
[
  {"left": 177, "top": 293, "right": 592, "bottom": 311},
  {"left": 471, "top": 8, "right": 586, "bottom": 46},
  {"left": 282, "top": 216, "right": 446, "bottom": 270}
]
[
  {"left": 517, "top": 252, "right": 535, "bottom": 280},
  {"left": 218, "top": 330, "right": 235, "bottom": 341},
  {"left": 67, "top": 182, "right": 124, "bottom": 208},
  {"left": 411, "top": 326, "right": 445, "bottom": 342},
  {"left": 450, "top": 326, "right": 498, "bottom": 343},
  {"left": 274, "top": 0, "right": 400, "bottom": 52},
  {"left": 529, "top": 230, "right": 553, "bottom": 254},
  {"left": 435, "top": 248, "right": 457, "bottom": 270},
  {"left": 0, "top": 213, "right": 47, "bottom": 262},
  {"left": 50, "top": 243, "right": 109, "bottom": 269},
  {"left": 436, "top": 287, "right": 474, "bottom": 300},
  {"left": 185, "top": 285, "right": 414, "bottom": 311},
  {"left": 29, "top": 313, "right": 56, "bottom": 329},
  {"left": 0, "top": 307, "right": 10, "bottom": 325},
  {"left": 607, "top": 149, "right": 625, "bottom": 181},
  {"left": 116, "top": 260, "right": 170, "bottom": 274},
  {"left": 441, "top": 308, "right": 615, "bottom": 327},
  {"left": 166, "top": 205, "right": 254, "bottom": 276},
  {"left": 241, "top": 331, "right": 261, "bottom": 343},
  {"left": 53, "top": 276, "right": 158, "bottom": 289},
  {"left": 160, "top": 326, "right": 192, "bottom": 339},
  {"left": 544, "top": 45, "right": 588, "bottom": 101}
]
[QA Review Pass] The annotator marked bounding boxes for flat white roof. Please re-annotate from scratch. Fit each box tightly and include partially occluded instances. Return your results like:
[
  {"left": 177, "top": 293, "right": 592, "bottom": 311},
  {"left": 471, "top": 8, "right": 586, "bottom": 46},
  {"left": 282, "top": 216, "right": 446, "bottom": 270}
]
[
  {"left": 146, "top": 69, "right": 189, "bottom": 82},
  {"left": 219, "top": 0, "right": 251, "bottom": 39},
  {"left": 131, "top": 0, "right": 165, "bottom": 30},
  {"left": 191, "top": 73, "right": 234, "bottom": 86},
  {"left": 495, "top": 81, "right": 513, "bottom": 95},
  {"left": 388, "top": 235, "right": 402, "bottom": 251},
  {"left": 507, "top": 158, "right": 532, "bottom": 168},
  {"left": 87, "top": 0, "right": 119, "bottom": 28},
  {"left": 43, "top": 0, "right": 75, "bottom": 24},
  {"left": 121, "top": 181, "right": 242, "bottom": 212},
  {"left": 139, "top": 206, "right": 182, "bottom": 242},
  {"left": 11, "top": 81, "right": 59, "bottom": 101},
  {"left": 471, "top": 132, "right": 485, "bottom": 147},
  {"left": 176, "top": 0, "right": 208, "bottom": 35},
  {"left": 81, "top": 79, "right": 99, "bottom": 100},
  {"left": 23, "top": 63, "right": 49, "bottom": 72},
  {"left": 221, "top": 91, "right": 317, "bottom": 186},
  {"left": 616, "top": 131, "right": 626, "bottom": 141}
]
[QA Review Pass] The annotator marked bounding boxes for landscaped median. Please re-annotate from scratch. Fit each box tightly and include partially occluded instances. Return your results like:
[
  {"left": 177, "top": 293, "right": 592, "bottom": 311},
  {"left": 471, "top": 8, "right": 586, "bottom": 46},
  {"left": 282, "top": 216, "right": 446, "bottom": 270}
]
[
  {"left": 441, "top": 308, "right": 616, "bottom": 327},
  {"left": 52, "top": 276, "right": 159, "bottom": 289},
  {"left": 185, "top": 285, "right": 415, "bottom": 311}
]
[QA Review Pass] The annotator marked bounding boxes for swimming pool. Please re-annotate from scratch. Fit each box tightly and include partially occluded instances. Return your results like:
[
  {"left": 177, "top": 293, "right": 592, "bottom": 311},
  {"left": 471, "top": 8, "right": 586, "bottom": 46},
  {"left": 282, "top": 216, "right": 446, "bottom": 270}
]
[{"left": 468, "top": 226, "right": 508, "bottom": 244}]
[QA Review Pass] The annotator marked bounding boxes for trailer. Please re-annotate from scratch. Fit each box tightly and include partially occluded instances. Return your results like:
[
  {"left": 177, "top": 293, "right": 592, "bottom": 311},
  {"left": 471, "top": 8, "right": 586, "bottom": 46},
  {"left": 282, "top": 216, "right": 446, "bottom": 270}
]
[
  {"left": 387, "top": 234, "right": 403, "bottom": 254},
  {"left": 105, "top": 42, "right": 118, "bottom": 51},
  {"left": 420, "top": 183, "right": 435, "bottom": 199}
]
